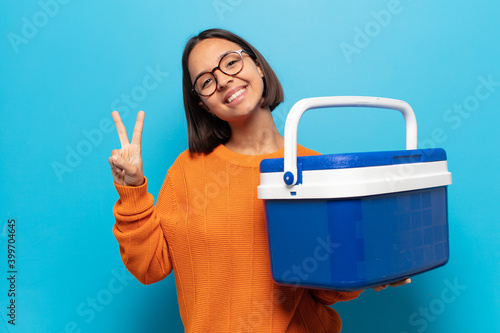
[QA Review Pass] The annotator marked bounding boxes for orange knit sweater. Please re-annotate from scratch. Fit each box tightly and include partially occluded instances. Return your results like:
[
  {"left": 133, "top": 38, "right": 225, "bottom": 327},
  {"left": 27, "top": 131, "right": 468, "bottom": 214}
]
[{"left": 113, "top": 144, "right": 362, "bottom": 332}]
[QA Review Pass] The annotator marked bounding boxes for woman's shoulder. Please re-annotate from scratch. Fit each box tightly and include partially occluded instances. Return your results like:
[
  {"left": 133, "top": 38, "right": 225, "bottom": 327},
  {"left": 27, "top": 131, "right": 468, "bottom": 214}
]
[
  {"left": 297, "top": 143, "right": 321, "bottom": 157},
  {"left": 169, "top": 148, "right": 221, "bottom": 174},
  {"left": 173, "top": 148, "right": 207, "bottom": 164},
  {"left": 165, "top": 149, "right": 199, "bottom": 176},
  {"left": 163, "top": 149, "right": 206, "bottom": 185}
]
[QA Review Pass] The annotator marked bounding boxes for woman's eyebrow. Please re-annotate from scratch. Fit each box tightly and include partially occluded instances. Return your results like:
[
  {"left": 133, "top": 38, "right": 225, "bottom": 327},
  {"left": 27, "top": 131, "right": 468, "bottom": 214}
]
[{"left": 216, "top": 50, "right": 233, "bottom": 61}]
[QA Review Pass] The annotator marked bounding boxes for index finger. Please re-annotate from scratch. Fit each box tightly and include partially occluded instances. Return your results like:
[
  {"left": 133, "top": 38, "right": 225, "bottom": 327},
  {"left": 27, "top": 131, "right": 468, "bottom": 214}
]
[
  {"left": 389, "top": 278, "right": 411, "bottom": 287},
  {"left": 112, "top": 111, "right": 130, "bottom": 146},
  {"left": 131, "top": 111, "right": 145, "bottom": 146}
]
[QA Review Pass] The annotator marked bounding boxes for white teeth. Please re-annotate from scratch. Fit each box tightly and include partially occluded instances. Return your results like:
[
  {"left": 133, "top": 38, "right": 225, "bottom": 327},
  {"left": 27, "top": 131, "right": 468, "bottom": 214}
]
[{"left": 227, "top": 88, "right": 246, "bottom": 103}]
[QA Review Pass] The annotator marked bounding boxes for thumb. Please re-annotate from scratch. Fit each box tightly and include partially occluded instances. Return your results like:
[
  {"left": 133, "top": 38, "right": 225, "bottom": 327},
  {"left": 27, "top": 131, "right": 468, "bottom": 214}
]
[{"left": 111, "top": 155, "right": 137, "bottom": 175}]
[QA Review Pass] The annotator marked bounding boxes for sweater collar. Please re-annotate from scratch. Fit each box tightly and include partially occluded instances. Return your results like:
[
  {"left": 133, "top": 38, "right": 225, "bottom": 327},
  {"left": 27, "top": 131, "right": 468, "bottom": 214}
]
[{"left": 212, "top": 143, "right": 285, "bottom": 168}]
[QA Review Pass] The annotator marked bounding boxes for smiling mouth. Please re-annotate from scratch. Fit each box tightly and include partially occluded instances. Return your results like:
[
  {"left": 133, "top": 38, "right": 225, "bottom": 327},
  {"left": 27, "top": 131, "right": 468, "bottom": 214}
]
[{"left": 226, "top": 87, "right": 246, "bottom": 103}]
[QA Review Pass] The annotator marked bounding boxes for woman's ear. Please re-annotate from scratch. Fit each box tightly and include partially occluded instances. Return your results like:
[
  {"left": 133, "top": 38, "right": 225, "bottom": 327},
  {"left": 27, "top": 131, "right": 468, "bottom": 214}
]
[
  {"left": 256, "top": 61, "right": 265, "bottom": 78},
  {"left": 258, "top": 66, "right": 264, "bottom": 78},
  {"left": 199, "top": 100, "right": 210, "bottom": 112},
  {"left": 199, "top": 101, "right": 218, "bottom": 118},
  {"left": 199, "top": 100, "right": 218, "bottom": 117}
]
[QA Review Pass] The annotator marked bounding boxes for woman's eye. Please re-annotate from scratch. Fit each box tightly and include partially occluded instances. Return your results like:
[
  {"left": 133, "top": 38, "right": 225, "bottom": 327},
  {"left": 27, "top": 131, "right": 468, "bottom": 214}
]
[
  {"left": 226, "top": 59, "right": 240, "bottom": 68},
  {"left": 201, "top": 77, "right": 213, "bottom": 89}
]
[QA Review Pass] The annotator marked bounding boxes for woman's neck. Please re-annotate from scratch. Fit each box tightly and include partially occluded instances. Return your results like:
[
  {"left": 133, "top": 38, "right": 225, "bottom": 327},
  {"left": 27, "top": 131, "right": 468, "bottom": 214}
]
[{"left": 224, "top": 107, "right": 284, "bottom": 155}]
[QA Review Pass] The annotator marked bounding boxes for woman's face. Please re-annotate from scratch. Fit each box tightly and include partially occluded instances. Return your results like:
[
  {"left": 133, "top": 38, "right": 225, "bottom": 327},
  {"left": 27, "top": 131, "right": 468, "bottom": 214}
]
[{"left": 188, "top": 38, "right": 265, "bottom": 124}]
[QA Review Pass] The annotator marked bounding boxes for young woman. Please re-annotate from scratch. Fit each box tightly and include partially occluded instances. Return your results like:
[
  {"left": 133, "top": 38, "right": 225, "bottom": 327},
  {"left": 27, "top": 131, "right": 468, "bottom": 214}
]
[{"left": 109, "top": 28, "right": 409, "bottom": 333}]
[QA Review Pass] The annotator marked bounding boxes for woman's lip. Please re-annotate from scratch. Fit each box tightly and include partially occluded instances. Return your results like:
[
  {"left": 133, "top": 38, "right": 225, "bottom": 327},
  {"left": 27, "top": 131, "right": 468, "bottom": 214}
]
[{"left": 224, "top": 86, "right": 247, "bottom": 103}]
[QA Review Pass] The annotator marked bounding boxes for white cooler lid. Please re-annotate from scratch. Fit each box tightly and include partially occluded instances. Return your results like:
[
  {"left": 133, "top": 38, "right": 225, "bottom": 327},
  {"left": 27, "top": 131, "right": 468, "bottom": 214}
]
[{"left": 258, "top": 148, "right": 452, "bottom": 200}]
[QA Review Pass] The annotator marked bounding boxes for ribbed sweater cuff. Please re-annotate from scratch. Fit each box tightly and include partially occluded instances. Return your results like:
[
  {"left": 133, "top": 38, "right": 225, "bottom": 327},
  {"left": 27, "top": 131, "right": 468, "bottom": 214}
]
[{"left": 114, "top": 177, "right": 151, "bottom": 214}]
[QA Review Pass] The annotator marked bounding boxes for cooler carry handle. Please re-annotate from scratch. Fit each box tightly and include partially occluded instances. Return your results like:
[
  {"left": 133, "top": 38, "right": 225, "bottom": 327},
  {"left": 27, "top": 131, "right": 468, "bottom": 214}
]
[{"left": 283, "top": 96, "right": 417, "bottom": 186}]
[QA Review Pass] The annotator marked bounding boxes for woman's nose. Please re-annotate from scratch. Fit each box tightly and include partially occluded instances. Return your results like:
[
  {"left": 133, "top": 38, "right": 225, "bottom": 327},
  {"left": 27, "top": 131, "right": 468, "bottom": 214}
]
[{"left": 215, "top": 71, "right": 233, "bottom": 90}]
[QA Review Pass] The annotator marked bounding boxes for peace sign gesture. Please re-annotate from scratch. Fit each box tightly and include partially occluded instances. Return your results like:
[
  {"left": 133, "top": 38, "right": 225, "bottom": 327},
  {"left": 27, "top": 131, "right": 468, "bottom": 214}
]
[{"left": 109, "top": 111, "right": 145, "bottom": 186}]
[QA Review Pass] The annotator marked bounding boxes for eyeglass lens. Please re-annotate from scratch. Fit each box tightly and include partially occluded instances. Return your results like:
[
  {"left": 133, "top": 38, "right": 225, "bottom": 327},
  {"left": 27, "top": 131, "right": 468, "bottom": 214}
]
[{"left": 194, "top": 52, "right": 244, "bottom": 96}]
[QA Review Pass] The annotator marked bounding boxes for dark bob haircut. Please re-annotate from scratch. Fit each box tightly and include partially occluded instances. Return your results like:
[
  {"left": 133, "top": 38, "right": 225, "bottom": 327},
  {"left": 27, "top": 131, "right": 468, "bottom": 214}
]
[{"left": 181, "top": 28, "right": 284, "bottom": 154}]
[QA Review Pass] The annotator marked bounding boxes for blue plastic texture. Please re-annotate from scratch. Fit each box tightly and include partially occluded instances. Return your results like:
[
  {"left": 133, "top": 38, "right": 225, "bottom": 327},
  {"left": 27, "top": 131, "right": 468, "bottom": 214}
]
[
  {"left": 264, "top": 187, "right": 449, "bottom": 291},
  {"left": 260, "top": 148, "right": 447, "bottom": 173}
]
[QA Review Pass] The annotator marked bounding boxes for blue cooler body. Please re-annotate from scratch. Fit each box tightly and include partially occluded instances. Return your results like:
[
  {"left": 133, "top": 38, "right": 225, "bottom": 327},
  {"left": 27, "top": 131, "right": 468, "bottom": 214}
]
[{"left": 257, "top": 97, "right": 452, "bottom": 291}]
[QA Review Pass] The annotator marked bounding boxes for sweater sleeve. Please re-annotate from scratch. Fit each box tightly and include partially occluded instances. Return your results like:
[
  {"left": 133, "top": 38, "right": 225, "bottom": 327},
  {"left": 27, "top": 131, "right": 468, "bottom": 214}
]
[
  {"left": 112, "top": 175, "right": 177, "bottom": 285},
  {"left": 308, "top": 288, "right": 364, "bottom": 306}
]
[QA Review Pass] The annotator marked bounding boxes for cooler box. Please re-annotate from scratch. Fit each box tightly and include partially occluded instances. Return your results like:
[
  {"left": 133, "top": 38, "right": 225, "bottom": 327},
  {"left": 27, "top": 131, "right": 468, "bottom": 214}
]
[{"left": 258, "top": 96, "right": 452, "bottom": 291}]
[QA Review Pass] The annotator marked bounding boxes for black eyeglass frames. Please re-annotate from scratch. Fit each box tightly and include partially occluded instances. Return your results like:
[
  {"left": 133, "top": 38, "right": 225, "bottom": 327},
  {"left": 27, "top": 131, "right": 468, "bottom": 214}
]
[{"left": 192, "top": 49, "right": 250, "bottom": 97}]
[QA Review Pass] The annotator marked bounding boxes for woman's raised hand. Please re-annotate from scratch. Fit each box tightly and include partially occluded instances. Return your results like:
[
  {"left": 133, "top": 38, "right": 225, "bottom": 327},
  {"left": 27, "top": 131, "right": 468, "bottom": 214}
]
[
  {"left": 109, "top": 111, "right": 145, "bottom": 186},
  {"left": 372, "top": 277, "right": 411, "bottom": 292}
]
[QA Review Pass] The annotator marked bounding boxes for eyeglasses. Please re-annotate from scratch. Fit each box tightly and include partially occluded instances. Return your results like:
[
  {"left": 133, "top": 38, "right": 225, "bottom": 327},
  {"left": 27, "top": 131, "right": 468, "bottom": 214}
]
[{"left": 192, "top": 49, "right": 249, "bottom": 97}]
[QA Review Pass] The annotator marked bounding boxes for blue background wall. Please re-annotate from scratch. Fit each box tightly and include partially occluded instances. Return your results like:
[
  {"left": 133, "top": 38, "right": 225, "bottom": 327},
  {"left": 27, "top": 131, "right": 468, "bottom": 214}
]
[{"left": 1, "top": 1, "right": 499, "bottom": 332}]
